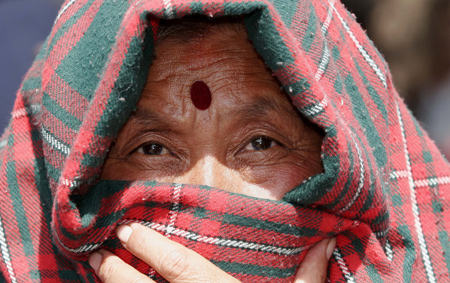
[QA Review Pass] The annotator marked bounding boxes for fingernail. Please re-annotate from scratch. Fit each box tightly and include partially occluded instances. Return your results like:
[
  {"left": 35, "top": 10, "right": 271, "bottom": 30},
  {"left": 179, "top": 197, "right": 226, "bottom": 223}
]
[
  {"left": 117, "top": 224, "right": 133, "bottom": 243},
  {"left": 326, "top": 238, "right": 336, "bottom": 259},
  {"left": 89, "top": 252, "right": 102, "bottom": 273}
]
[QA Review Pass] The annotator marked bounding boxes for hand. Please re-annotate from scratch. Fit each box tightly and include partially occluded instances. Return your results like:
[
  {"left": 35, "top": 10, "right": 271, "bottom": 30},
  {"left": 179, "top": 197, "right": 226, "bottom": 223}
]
[{"left": 89, "top": 223, "right": 336, "bottom": 283}]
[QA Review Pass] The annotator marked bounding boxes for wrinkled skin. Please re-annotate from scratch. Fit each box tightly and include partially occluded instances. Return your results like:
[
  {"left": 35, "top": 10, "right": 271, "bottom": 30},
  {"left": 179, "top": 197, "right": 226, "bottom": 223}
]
[
  {"left": 102, "top": 22, "right": 323, "bottom": 200},
  {"left": 97, "top": 22, "right": 328, "bottom": 282}
]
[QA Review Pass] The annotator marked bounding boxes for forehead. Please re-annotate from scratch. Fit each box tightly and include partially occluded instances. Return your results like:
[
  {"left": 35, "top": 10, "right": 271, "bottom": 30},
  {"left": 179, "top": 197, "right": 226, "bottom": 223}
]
[{"left": 138, "top": 22, "right": 293, "bottom": 117}]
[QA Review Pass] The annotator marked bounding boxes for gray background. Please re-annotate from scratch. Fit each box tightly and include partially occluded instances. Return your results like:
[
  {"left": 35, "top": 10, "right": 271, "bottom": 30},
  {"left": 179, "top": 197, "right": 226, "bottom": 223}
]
[{"left": 0, "top": 0, "right": 62, "bottom": 130}]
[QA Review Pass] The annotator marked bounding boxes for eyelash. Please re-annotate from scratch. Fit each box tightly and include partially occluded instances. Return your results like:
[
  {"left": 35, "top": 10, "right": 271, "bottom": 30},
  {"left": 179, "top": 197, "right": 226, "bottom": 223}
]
[
  {"left": 136, "top": 142, "right": 170, "bottom": 156},
  {"left": 134, "top": 136, "right": 282, "bottom": 157},
  {"left": 242, "top": 136, "right": 281, "bottom": 152}
]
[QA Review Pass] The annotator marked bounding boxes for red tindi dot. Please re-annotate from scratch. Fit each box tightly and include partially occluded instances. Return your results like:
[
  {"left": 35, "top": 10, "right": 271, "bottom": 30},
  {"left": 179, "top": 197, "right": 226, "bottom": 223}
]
[{"left": 190, "top": 81, "right": 212, "bottom": 110}]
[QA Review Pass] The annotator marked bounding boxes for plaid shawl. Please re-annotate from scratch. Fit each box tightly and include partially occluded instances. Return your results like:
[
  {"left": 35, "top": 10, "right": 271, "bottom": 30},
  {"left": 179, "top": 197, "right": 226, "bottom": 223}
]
[{"left": 1, "top": 0, "right": 450, "bottom": 282}]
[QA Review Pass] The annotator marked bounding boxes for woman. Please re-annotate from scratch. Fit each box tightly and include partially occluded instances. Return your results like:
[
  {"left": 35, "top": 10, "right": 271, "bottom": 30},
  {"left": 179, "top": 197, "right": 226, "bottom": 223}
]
[
  {"left": 93, "top": 17, "right": 328, "bottom": 282},
  {"left": 1, "top": 0, "right": 449, "bottom": 282}
]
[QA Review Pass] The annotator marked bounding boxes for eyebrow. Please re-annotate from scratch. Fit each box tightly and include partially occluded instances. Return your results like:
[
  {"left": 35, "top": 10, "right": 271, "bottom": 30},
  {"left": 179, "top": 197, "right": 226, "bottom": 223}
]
[
  {"left": 128, "top": 109, "right": 178, "bottom": 131},
  {"left": 130, "top": 95, "right": 302, "bottom": 130},
  {"left": 230, "top": 96, "right": 301, "bottom": 124}
]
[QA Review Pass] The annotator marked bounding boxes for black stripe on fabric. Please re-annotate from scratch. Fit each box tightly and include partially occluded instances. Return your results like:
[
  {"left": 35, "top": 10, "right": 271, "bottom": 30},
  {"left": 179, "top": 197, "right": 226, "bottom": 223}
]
[
  {"left": 212, "top": 260, "right": 297, "bottom": 279},
  {"left": 222, "top": 213, "right": 318, "bottom": 237}
]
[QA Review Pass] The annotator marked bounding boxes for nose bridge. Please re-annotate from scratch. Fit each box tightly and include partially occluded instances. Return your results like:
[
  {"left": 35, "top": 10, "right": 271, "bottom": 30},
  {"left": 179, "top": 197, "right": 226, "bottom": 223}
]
[
  {"left": 174, "top": 155, "right": 246, "bottom": 195},
  {"left": 191, "top": 155, "right": 216, "bottom": 187},
  {"left": 186, "top": 155, "right": 218, "bottom": 188}
]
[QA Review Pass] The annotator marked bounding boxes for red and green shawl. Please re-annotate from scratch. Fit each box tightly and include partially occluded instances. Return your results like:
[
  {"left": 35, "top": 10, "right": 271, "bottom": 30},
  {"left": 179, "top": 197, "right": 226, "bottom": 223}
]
[{"left": 1, "top": 0, "right": 450, "bottom": 282}]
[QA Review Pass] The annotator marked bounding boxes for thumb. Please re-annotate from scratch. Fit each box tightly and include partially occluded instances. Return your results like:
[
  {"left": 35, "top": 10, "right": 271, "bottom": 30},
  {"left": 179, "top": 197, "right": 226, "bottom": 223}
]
[{"left": 294, "top": 238, "right": 336, "bottom": 283}]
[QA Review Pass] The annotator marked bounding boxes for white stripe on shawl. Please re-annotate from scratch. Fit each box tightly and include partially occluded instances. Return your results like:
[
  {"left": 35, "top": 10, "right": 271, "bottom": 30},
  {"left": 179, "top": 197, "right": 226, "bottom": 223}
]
[
  {"left": 0, "top": 214, "right": 18, "bottom": 283},
  {"left": 396, "top": 100, "right": 436, "bottom": 283},
  {"left": 332, "top": 3, "right": 387, "bottom": 89}
]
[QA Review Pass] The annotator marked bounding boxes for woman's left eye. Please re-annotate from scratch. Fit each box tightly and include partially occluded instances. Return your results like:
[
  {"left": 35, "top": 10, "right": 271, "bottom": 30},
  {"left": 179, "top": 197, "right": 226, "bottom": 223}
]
[
  {"left": 136, "top": 143, "right": 169, "bottom": 156},
  {"left": 244, "top": 136, "right": 278, "bottom": 151}
]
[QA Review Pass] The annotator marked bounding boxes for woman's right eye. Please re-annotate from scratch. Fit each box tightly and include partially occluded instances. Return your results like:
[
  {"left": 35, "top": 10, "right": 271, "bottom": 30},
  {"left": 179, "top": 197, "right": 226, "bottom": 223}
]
[{"left": 136, "top": 143, "right": 169, "bottom": 156}]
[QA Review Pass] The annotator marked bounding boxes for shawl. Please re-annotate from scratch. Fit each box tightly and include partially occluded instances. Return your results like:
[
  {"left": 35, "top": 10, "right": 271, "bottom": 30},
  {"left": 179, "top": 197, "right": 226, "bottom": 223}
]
[{"left": 1, "top": 0, "right": 450, "bottom": 282}]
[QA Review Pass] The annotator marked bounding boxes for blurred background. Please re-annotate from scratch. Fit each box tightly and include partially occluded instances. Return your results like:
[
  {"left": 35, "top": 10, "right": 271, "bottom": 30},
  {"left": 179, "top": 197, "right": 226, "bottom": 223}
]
[
  {"left": 342, "top": 0, "right": 450, "bottom": 158},
  {"left": 1, "top": 0, "right": 449, "bottom": 157},
  {"left": 0, "top": 0, "right": 62, "bottom": 129}
]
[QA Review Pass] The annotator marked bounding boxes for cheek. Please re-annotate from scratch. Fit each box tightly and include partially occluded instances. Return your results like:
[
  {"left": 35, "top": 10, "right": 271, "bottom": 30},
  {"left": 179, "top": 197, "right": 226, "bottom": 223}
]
[
  {"left": 236, "top": 159, "right": 322, "bottom": 201},
  {"left": 101, "top": 156, "right": 185, "bottom": 181},
  {"left": 101, "top": 158, "right": 132, "bottom": 180},
  {"left": 275, "top": 165, "right": 317, "bottom": 196}
]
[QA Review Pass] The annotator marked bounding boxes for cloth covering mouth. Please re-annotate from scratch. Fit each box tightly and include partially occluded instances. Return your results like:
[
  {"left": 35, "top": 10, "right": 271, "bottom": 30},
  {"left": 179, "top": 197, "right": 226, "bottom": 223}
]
[
  {"left": 1, "top": 0, "right": 450, "bottom": 282},
  {"left": 60, "top": 180, "right": 359, "bottom": 281}
]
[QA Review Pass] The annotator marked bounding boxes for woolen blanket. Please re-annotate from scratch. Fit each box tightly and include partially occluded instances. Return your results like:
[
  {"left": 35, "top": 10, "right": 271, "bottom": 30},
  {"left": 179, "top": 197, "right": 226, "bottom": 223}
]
[{"left": 1, "top": 0, "right": 450, "bottom": 282}]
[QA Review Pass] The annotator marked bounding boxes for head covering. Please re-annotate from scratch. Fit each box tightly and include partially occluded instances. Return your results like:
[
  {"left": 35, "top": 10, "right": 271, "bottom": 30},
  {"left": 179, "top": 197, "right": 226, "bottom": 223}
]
[{"left": 1, "top": 0, "right": 450, "bottom": 282}]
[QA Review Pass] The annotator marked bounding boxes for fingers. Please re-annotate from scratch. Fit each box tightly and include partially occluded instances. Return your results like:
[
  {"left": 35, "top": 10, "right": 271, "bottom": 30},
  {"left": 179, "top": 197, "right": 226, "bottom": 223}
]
[
  {"left": 294, "top": 238, "right": 336, "bottom": 283},
  {"left": 89, "top": 224, "right": 334, "bottom": 283},
  {"left": 89, "top": 249, "right": 155, "bottom": 283},
  {"left": 115, "top": 223, "right": 240, "bottom": 283}
]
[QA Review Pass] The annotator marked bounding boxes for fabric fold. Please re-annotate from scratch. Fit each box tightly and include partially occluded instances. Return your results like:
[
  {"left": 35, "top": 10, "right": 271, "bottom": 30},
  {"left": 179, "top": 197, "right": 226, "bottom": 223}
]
[{"left": 1, "top": 0, "right": 449, "bottom": 282}]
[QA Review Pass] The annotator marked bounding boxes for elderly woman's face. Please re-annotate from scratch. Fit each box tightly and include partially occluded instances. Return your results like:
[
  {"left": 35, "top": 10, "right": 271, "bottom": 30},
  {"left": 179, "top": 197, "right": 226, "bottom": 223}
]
[{"left": 102, "top": 24, "right": 322, "bottom": 200}]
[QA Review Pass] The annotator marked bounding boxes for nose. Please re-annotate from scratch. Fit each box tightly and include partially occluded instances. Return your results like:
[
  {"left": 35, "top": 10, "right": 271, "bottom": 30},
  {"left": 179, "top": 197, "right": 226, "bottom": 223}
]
[{"left": 173, "top": 155, "right": 243, "bottom": 195}]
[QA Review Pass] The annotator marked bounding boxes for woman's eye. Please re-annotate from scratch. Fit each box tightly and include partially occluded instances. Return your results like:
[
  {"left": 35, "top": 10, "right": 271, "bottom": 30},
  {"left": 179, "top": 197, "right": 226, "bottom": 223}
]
[
  {"left": 245, "top": 136, "right": 277, "bottom": 151},
  {"left": 136, "top": 143, "right": 169, "bottom": 156}
]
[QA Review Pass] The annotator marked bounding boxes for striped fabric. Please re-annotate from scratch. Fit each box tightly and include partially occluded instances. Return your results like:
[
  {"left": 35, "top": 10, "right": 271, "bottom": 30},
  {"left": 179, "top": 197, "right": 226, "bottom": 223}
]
[{"left": 1, "top": 0, "right": 450, "bottom": 282}]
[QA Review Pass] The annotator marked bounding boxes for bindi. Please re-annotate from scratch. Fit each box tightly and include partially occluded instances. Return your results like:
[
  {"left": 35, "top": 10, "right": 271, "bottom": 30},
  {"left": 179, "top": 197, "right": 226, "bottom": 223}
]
[{"left": 190, "top": 81, "right": 212, "bottom": 110}]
